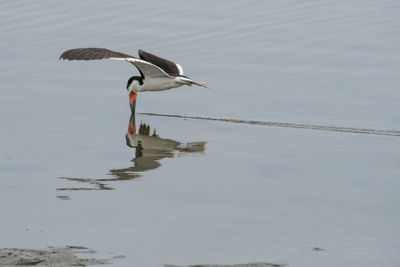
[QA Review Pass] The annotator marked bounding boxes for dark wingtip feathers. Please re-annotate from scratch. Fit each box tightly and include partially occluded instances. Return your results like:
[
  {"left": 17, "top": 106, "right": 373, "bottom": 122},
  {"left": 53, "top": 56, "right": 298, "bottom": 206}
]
[
  {"left": 137, "top": 49, "right": 181, "bottom": 77},
  {"left": 59, "top": 48, "right": 135, "bottom": 61}
]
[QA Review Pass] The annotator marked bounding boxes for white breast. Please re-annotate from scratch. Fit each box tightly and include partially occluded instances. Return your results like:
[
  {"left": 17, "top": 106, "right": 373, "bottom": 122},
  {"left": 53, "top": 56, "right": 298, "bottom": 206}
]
[{"left": 138, "top": 77, "right": 183, "bottom": 92}]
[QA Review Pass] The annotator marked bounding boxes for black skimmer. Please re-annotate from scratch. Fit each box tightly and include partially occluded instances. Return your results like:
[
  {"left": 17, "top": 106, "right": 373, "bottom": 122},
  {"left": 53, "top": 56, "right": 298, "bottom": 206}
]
[
  {"left": 60, "top": 48, "right": 207, "bottom": 113},
  {"left": 58, "top": 114, "right": 206, "bottom": 191}
]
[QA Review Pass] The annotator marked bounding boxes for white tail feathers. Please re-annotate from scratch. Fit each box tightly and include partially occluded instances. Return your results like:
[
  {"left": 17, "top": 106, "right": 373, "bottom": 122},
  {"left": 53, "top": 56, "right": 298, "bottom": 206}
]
[
  {"left": 177, "top": 77, "right": 208, "bottom": 88},
  {"left": 189, "top": 80, "right": 208, "bottom": 88}
]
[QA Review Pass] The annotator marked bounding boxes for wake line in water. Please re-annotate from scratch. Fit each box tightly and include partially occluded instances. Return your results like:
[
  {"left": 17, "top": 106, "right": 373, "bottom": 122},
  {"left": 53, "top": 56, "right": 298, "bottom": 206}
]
[{"left": 140, "top": 113, "right": 400, "bottom": 137}]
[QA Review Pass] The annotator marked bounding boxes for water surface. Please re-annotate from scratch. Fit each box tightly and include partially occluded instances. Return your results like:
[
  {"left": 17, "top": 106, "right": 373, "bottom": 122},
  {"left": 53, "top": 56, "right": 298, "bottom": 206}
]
[{"left": 1, "top": 1, "right": 399, "bottom": 266}]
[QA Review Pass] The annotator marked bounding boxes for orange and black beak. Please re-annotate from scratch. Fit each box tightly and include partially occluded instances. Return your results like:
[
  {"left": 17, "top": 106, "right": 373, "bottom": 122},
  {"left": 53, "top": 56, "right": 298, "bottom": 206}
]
[
  {"left": 127, "top": 113, "right": 136, "bottom": 135},
  {"left": 129, "top": 91, "right": 137, "bottom": 113}
]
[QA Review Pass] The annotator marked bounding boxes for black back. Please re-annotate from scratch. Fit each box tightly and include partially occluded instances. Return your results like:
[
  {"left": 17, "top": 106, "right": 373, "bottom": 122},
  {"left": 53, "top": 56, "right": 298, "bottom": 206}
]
[{"left": 138, "top": 49, "right": 180, "bottom": 77}]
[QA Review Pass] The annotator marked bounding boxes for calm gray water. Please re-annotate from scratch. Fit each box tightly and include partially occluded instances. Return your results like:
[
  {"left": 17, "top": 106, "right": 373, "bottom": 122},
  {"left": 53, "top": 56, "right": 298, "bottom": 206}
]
[{"left": 1, "top": 1, "right": 400, "bottom": 266}]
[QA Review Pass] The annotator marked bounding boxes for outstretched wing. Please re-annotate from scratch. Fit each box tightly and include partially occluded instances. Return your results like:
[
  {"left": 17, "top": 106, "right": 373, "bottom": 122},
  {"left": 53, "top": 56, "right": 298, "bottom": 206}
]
[
  {"left": 60, "top": 48, "right": 172, "bottom": 78},
  {"left": 138, "top": 49, "right": 184, "bottom": 77},
  {"left": 60, "top": 48, "right": 133, "bottom": 60}
]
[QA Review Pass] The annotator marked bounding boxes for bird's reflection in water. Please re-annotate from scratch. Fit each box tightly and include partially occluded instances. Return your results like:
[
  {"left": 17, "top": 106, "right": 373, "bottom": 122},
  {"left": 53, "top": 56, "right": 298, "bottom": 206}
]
[{"left": 57, "top": 114, "right": 206, "bottom": 194}]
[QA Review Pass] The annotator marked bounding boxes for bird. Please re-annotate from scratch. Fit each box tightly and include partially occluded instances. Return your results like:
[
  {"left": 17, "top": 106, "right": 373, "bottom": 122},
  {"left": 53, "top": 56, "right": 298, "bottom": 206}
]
[{"left": 59, "top": 48, "right": 207, "bottom": 113}]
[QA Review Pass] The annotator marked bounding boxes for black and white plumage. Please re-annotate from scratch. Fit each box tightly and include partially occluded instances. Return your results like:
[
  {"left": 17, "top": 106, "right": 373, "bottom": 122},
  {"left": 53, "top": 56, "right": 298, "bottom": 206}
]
[
  {"left": 60, "top": 48, "right": 207, "bottom": 91},
  {"left": 60, "top": 48, "right": 207, "bottom": 113}
]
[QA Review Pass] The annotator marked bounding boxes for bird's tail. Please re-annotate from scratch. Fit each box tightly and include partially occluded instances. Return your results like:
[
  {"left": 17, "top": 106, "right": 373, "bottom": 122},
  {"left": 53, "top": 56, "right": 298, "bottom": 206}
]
[
  {"left": 177, "top": 77, "right": 208, "bottom": 88},
  {"left": 189, "top": 80, "right": 208, "bottom": 88}
]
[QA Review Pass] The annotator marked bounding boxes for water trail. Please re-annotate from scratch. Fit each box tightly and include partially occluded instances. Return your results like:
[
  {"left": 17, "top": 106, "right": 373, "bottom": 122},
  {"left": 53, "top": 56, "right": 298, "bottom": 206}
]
[{"left": 139, "top": 113, "right": 400, "bottom": 137}]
